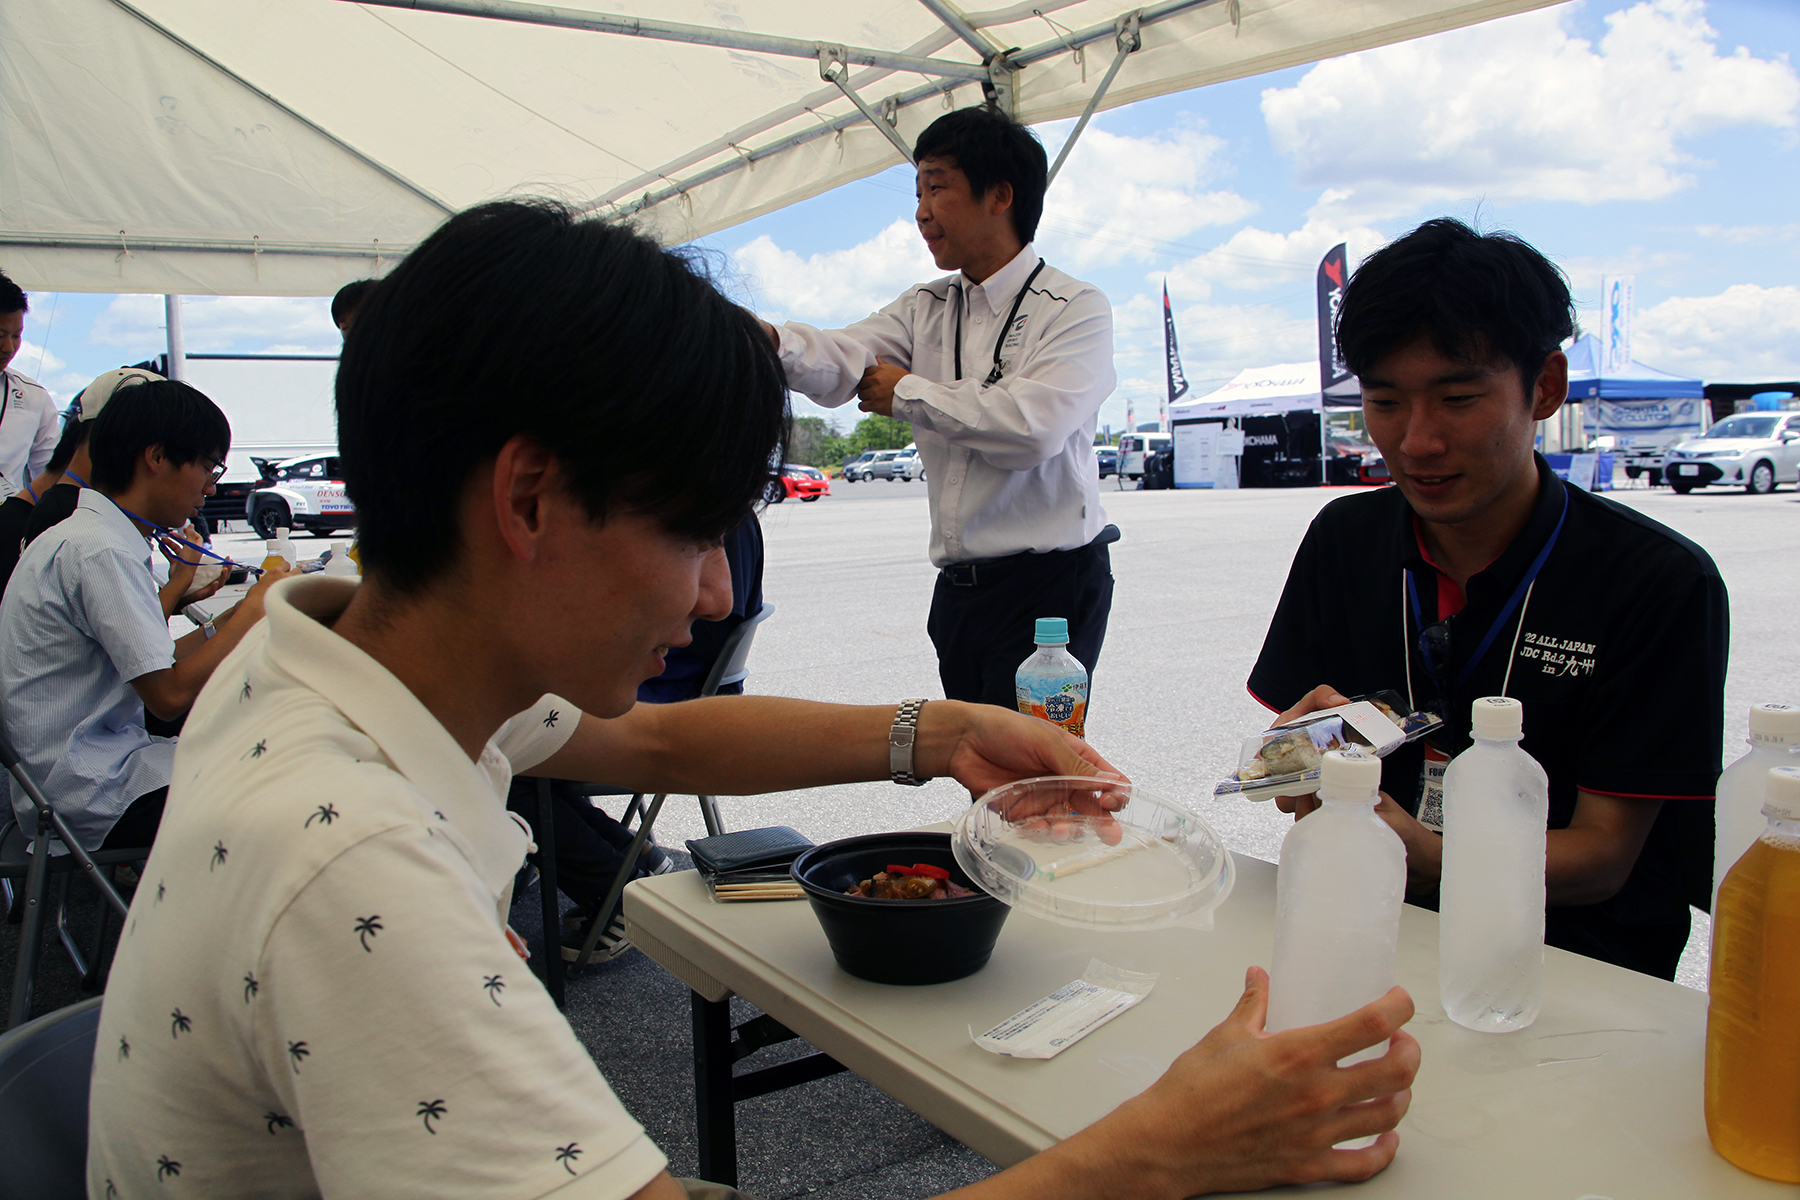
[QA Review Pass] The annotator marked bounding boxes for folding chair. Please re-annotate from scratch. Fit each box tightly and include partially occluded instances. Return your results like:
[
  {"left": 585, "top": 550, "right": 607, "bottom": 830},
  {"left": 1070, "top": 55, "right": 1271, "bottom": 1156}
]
[
  {"left": 0, "top": 730, "right": 135, "bottom": 1030},
  {"left": 546, "top": 603, "right": 775, "bottom": 987},
  {"left": 0, "top": 994, "right": 102, "bottom": 1200}
]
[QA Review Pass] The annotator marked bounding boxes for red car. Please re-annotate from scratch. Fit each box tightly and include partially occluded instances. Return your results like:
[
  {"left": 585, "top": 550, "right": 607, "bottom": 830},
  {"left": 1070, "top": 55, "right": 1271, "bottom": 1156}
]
[{"left": 767, "top": 463, "right": 830, "bottom": 503}]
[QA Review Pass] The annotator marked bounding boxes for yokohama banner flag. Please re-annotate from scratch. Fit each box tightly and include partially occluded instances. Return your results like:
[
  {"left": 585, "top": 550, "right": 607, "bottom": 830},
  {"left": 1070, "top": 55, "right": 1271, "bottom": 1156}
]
[
  {"left": 1317, "top": 243, "right": 1354, "bottom": 396},
  {"left": 1163, "top": 282, "right": 1190, "bottom": 406}
]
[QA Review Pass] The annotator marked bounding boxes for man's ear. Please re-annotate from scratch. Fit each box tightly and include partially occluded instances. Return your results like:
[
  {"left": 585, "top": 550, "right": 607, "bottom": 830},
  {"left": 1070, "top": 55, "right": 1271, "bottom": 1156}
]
[
  {"left": 1531, "top": 351, "right": 1568, "bottom": 423},
  {"left": 985, "top": 180, "right": 1014, "bottom": 218},
  {"left": 489, "top": 434, "right": 560, "bottom": 563}
]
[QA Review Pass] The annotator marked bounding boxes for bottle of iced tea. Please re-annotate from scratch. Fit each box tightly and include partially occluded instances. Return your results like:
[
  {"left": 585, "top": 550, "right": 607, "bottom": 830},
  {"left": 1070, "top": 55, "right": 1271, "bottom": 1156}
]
[
  {"left": 1015, "top": 618, "right": 1088, "bottom": 738},
  {"left": 1705, "top": 764, "right": 1800, "bottom": 1182}
]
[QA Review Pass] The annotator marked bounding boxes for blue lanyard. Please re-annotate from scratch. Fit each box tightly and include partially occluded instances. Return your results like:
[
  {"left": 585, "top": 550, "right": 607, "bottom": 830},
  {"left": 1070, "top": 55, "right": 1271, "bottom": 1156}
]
[
  {"left": 98, "top": 492, "right": 265, "bottom": 576},
  {"left": 1407, "top": 484, "right": 1569, "bottom": 691}
]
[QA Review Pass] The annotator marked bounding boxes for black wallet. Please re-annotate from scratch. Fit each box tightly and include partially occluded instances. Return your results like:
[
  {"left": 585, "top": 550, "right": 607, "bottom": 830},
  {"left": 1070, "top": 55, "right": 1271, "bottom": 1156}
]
[{"left": 685, "top": 826, "right": 815, "bottom": 876}]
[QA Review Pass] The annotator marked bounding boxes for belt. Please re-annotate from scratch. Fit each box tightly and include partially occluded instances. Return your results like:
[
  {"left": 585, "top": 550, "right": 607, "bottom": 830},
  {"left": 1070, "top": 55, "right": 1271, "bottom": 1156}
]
[{"left": 940, "top": 525, "right": 1119, "bottom": 587}]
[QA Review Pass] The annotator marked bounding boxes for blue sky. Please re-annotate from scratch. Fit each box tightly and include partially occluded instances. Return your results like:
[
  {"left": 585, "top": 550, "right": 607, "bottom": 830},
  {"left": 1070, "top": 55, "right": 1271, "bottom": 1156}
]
[{"left": 11, "top": 0, "right": 1799, "bottom": 440}]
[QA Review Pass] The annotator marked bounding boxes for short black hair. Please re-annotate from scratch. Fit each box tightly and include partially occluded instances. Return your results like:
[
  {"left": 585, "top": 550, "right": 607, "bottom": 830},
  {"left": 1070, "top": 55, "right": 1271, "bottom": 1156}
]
[
  {"left": 913, "top": 107, "right": 1048, "bottom": 245},
  {"left": 336, "top": 199, "right": 789, "bottom": 595},
  {"left": 0, "top": 270, "right": 26, "bottom": 315},
  {"left": 1337, "top": 218, "right": 1575, "bottom": 395},
  {"left": 331, "top": 279, "right": 377, "bottom": 328},
  {"left": 88, "top": 380, "right": 231, "bottom": 494},
  {"left": 46, "top": 409, "right": 86, "bottom": 475}
]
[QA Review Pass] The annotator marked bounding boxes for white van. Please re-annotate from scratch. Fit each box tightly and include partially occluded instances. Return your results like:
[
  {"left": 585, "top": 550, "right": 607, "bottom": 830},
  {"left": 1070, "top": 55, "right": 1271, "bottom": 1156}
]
[{"left": 1117, "top": 432, "right": 1171, "bottom": 483}]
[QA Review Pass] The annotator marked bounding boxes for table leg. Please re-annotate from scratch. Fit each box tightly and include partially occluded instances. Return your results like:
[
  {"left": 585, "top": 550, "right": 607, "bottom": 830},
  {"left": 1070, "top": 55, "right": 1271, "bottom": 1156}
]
[{"left": 692, "top": 991, "right": 738, "bottom": 1188}]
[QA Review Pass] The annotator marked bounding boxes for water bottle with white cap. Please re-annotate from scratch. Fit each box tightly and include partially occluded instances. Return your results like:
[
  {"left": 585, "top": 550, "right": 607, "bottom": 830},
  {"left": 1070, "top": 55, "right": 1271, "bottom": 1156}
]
[
  {"left": 1713, "top": 703, "right": 1800, "bottom": 911},
  {"left": 1439, "top": 696, "right": 1549, "bottom": 1033},
  {"left": 1268, "top": 747, "right": 1406, "bottom": 1068}
]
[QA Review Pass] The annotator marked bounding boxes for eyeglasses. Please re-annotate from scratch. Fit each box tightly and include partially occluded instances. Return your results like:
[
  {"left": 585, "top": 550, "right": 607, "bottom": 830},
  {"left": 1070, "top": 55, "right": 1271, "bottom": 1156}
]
[{"left": 202, "top": 456, "right": 228, "bottom": 484}]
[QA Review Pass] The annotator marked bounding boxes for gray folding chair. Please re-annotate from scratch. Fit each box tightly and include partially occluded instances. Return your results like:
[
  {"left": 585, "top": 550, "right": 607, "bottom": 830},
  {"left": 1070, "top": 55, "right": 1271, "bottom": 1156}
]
[
  {"left": 0, "top": 730, "right": 134, "bottom": 1030},
  {"left": 0, "top": 994, "right": 101, "bottom": 1200},
  {"left": 561, "top": 603, "right": 774, "bottom": 977}
]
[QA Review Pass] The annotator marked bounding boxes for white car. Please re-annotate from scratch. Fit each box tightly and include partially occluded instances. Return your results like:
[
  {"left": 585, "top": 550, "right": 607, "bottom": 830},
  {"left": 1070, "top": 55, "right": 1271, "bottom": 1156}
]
[
  {"left": 1663, "top": 412, "right": 1800, "bottom": 494},
  {"left": 247, "top": 453, "right": 357, "bottom": 538}
]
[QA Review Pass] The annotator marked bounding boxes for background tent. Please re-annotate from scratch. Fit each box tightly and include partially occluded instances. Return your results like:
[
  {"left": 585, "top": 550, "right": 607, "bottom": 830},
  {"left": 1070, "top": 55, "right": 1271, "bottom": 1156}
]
[
  {"left": 1169, "top": 360, "right": 1327, "bottom": 420},
  {"left": 1562, "top": 333, "right": 1706, "bottom": 458},
  {"left": 1168, "top": 360, "right": 1347, "bottom": 487},
  {"left": 3, "top": 0, "right": 1560, "bottom": 296},
  {"left": 1563, "top": 334, "right": 1704, "bottom": 402}
]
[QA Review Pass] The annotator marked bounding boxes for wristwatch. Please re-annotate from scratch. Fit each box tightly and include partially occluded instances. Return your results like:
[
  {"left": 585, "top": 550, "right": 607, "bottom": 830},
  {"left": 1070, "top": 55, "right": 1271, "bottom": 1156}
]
[{"left": 889, "top": 698, "right": 931, "bottom": 786}]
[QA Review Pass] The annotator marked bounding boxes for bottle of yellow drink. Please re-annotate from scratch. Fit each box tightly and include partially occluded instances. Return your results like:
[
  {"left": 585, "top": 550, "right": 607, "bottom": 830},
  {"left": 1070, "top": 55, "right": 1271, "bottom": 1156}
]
[
  {"left": 1014, "top": 618, "right": 1088, "bottom": 738},
  {"left": 1706, "top": 764, "right": 1800, "bottom": 1182},
  {"left": 261, "top": 528, "right": 296, "bottom": 575}
]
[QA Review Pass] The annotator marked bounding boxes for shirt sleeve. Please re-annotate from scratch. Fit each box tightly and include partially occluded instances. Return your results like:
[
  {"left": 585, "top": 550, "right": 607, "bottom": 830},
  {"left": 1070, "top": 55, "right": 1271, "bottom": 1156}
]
[
  {"left": 27, "top": 392, "right": 59, "bottom": 481},
  {"left": 254, "top": 827, "right": 668, "bottom": 1199},
  {"left": 494, "top": 694, "right": 581, "bottom": 774},
  {"left": 777, "top": 297, "right": 918, "bottom": 409},
  {"left": 70, "top": 543, "right": 177, "bottom": 683},
  {"left": 891, "top": 288, "right": 1115, "bottom": 471},
  {"left": 1575, "top": 555, "right": 1729, "bottom": 800}
]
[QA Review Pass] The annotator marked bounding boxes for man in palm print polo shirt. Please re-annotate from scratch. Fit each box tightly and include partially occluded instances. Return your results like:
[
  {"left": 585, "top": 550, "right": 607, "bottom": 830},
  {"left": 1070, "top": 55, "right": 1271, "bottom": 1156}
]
[
  {"left": 1249, "top": 219, "right": 1727, "bottom": 979},
  {"left": 91, "top": 202, "right": 1423, "bottom": 1200}
]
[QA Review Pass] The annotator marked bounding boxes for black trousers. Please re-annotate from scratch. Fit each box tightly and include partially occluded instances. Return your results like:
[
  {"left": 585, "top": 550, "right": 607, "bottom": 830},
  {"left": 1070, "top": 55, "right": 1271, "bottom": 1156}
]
[
  {"left": 504, "top": 779, "right": 667, "bottom": 909},
  {"left": 927, "top": 540, "right": 1114, "bottom": 710},
  {"left": 100, "top": 787, "right": 167, "bottom": 852}
]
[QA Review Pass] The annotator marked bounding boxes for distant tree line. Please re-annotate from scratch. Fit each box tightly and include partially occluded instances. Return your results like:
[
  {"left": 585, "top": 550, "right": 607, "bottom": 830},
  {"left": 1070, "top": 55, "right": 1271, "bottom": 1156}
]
[{"left": 786, "top": 413, "right": 913, "bottom": 468}]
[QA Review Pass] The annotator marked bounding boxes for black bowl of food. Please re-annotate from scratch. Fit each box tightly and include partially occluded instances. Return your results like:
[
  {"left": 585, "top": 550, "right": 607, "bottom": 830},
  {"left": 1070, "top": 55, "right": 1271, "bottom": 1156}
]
[{"left": 791, "top": 831, "right": 1011, "bottom": 985}]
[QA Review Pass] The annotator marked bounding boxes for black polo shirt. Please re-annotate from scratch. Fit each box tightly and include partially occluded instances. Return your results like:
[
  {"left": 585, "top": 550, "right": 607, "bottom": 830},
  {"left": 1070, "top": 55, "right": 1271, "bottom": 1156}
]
[{"left": 1249, "top": 456, "right": 1728, "bottom": 978}]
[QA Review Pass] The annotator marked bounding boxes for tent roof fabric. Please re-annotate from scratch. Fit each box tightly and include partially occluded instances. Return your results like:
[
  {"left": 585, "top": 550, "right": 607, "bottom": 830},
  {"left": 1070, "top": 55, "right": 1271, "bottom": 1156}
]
[
  {"left": 3, "top": 0, "right": 1558, "bottom": 296},
  {"left": 1564, "top": 334, "right": 1704, "bottom": 401},
  {"left": 1171, "top": 358, "right": 1359, "bottom": 418}
]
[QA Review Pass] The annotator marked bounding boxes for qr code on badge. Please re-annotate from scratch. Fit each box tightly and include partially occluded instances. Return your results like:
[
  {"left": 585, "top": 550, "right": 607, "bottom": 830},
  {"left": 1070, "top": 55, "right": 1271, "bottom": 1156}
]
[{"left": 1419, "top": 782, "right": 1445, "bottom": 832}]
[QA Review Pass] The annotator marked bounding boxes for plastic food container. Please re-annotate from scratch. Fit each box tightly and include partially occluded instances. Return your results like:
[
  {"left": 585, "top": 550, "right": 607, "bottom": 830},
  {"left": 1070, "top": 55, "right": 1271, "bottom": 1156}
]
[
  {"left": 791, "top": 832, "right": 1011, "bottom": 985},
  {"left": 953, "top": 777, "right": 1235, "bottom": 932}
]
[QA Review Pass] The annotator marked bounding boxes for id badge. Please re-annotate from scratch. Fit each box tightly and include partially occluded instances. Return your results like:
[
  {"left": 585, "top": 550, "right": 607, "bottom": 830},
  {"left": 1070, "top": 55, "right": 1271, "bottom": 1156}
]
[{"left": 1418, "top": 745, "right": 1449, "bottom": 832}]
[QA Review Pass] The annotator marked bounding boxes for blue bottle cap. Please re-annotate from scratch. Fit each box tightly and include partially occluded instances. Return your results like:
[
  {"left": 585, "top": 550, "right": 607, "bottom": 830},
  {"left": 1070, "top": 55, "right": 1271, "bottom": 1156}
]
[{"left": 1034, "top": 617, "right": 1069, "bottom": 644}]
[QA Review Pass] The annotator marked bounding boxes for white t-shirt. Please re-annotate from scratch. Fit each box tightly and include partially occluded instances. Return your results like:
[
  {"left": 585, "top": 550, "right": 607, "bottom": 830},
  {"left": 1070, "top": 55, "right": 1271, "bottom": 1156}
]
[
  {"left": 0, "top": 367, "right": 61, "bottom": 499},
  {"left": 88, "top": 575, "right": 668, "bottom": 1199}
]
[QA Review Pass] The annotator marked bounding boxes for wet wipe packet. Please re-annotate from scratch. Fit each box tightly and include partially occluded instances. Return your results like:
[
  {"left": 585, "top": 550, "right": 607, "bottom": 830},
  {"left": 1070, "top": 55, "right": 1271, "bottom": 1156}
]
[{"left": 1215, "top": 691, "right": 1443, "bottom": 803}]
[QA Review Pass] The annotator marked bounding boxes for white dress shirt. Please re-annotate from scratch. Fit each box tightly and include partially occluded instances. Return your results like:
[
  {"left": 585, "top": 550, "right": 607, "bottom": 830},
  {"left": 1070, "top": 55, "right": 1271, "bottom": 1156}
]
[
  {"left": 0, "top": 367, "right": 62, "bottom": 499},
  {"left": 0, "top": 489, "right": 175, "bottom": 849},
  {"left": 778, "top": 244, "right": 1114, "bottom": 567},
  {"left": 88, "top": 575, "right": 668, "bottom": 1199}
]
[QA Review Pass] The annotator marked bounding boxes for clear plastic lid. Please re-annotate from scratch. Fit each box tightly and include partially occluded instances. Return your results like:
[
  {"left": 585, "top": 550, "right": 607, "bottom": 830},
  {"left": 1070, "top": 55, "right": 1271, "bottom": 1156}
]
[{"left": 953, "top": 776, "right": 1236, "bottom": 931}]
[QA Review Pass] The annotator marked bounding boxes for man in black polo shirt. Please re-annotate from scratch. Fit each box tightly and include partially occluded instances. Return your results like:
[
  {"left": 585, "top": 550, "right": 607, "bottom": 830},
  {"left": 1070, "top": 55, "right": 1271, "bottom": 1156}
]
[{"left": 1248, "top": 219, "right": 1727, "bottom": 979}]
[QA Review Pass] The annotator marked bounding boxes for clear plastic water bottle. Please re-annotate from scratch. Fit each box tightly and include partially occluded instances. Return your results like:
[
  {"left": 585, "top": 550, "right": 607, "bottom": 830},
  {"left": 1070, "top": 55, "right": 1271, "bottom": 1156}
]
[
  {"left": 1706, "top": 765, "right": 1800, "bottom": 1182},
  {"left": 1713, "top": 703, "right": 1800, "bottom": 912},
  {"left": 1268, "top": 748, "right": 1406, "bottom": 1065},
  {"left": 1439, "top": 696, "right": 1548, "bottom": 1033},
  {"left": 323, "top": 540, "right": 359, "bottom": 577},
  {"left": 1014, "top": 618, "right": 1089, "bottom": 738}
]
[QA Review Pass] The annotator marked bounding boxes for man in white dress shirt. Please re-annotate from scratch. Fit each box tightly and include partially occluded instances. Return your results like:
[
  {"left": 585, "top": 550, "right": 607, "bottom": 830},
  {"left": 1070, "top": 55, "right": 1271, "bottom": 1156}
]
[
  {"left": 767, "top": 107, "right": 1118, "bottom": 709},
  {"left": 0, "top": 270, "right": 62, "bottom": 502},
  {"left": 89, "top": 200, "right": 1418, "bottom": 1200}
]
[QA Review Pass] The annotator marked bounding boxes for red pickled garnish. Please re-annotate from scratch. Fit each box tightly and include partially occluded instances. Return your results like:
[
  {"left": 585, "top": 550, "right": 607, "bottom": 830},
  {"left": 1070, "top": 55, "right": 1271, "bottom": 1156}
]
[{"left": 886, "top": 862, "right": 951, "bottom": 880}]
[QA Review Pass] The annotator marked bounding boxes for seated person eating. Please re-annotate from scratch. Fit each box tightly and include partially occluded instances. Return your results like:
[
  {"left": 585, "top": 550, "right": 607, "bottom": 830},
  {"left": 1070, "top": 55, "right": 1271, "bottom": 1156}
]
[
  {"left": 1249, "top": 218, "right": 1728, "bottom": 979},
  {"left": 89, "top": 200, "right": 1418, "bottom": 1199},
  {"left": 0, "top": 380, "right": 286, "bottom": 853}
]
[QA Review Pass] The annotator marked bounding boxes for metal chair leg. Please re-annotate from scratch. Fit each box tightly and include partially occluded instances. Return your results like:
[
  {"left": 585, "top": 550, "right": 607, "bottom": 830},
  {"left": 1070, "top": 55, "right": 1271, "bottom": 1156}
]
[
  {"left": 7, "top": 825, "right": 51, "bottom": 1030},
  {"left": 568, "top": 793, "right": 666, "bottom": 972},
  {"left": 621, "top": 793, "right": 644, "bottom": 830},
  {"left": 54, "top": 872, "right": 91, "bottom": 982},
  {"left": 82, "top": 866, "right": 116, "bottom": 990},
  {"left": 698, "top": 795, "right": 724, "bottom": 838}
]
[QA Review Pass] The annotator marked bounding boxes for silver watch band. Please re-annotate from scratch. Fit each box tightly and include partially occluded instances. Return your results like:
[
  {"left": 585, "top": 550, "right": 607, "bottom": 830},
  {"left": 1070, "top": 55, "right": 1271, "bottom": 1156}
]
[{"left": 889, "top": 698, "right": 930, "bottom": 786}]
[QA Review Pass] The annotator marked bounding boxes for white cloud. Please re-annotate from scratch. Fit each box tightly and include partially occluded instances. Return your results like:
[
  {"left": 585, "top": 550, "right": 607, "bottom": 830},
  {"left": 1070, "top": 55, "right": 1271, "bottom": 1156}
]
[
  {"left": 1262, "top": 0, "right": 1800, "bottom": 224},
  {"left": 1109, "top": 288, "right": 1316, "bottom": 411},
  {"left": 1036, "top": 126, "right": 1257, "bottom": 271},
  {"left": 1691, "top": 223, "right": 1800, "bottom": 245},
  {"left": 731, "top": 218, "right": 936, "bottom": 329},
  {"left": 12, "top": 338, "right": 64, "bottom": 379},
  {"left": 1635, "top": 283, "right": 1800, "bottom": 379},
  {"left": 89, "top": 295, "right": 338, "bottom": 355},
  {"left": 1162, "top": 217, "right": 1387, "bottom": 301}
]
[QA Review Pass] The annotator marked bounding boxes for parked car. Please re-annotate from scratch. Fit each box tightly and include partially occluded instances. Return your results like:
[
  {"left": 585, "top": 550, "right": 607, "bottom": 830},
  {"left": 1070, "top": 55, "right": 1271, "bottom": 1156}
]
[
  {"left": 766, "top": 463, "right": 830, "bottom": 503},
  {"left": 248, "top": 453, "right": 356, "bottom": 538},
  {"left": 1117, "top": 432, "right": 1171, "bottom": 484},
  {"left": 1095, "top": 445, "right": 1119, "bottom": 478},
  {"left": 892, "top": 447, "right": 926, "bottom": 481},
  {"left": 1663, "top": 411, "right": 1800, "bottom": 494},
  {"left": 842, "top": 450, "right": 878, "bottom": 481},
  {"left": 199, "top": 451, "right": 266, "bottom": 530},
  {"left": 859, "top": 448, "right": 920, "bottom": 482}
]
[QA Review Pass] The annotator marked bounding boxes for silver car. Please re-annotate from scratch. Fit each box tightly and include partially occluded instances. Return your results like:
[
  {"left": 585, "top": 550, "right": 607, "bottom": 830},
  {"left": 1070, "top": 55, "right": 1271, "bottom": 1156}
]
[{"left": 1663, "top": 411, "right": 1800, "bottom": 494}]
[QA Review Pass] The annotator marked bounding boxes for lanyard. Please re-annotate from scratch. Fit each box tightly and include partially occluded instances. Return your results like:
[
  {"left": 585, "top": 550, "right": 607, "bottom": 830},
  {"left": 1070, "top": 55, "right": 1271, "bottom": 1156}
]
[
  {"left": 98, "top": 492, "right": 265, "bottom": 575},
  {"left": 1406, "top": 484, "right": 1569, "bottom": 692},
  {"left": 953, "top": 258, "right": 1045, "bottom": 386}
]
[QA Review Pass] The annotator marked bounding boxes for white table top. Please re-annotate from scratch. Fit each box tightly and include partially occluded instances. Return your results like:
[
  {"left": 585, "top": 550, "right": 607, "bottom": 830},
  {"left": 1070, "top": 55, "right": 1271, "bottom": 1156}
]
[{"left": 624, "top": 850, "right": 1786, "bottom": 1199}]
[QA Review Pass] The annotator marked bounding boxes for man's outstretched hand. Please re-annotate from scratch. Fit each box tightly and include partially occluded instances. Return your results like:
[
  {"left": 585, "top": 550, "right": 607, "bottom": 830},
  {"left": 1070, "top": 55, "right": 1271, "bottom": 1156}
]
[
  {"left": 912, "top": 700, "right": 1122, "bottom": 804},
  {"left": 856, "top": 357, "right": 909, "bottom": 416}
]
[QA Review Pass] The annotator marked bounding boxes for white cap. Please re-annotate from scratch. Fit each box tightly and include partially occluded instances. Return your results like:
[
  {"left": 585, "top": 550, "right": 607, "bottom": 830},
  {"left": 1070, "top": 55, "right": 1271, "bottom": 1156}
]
[
  {"left": 77, "top": 367, "right": 162, "bottom": 421},
  {"left": 1470, "top": 696, "right": 1524, "bottom": 739},
  {"left": 1748, "top": 703, "right": 1800, "bottom": 747},
  {"left": 1319, "top": 748, "right": 1383, "bottom": 798},
  {"left": 1764, "top": 766, "right": 1800, "bottom": 821}
]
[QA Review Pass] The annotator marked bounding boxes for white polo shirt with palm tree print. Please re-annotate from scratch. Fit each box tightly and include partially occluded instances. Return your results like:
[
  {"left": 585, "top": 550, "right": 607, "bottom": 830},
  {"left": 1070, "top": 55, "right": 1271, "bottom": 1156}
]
[{"left": 88, "top": 574, "right": 668, "bottom": 1199}]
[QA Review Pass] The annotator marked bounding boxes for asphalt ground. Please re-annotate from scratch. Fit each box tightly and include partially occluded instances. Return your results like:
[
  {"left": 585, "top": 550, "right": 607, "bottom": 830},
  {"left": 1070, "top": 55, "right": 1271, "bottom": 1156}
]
[{"left": 5, "top": 474, "right": 1793, "bottom": 1197}]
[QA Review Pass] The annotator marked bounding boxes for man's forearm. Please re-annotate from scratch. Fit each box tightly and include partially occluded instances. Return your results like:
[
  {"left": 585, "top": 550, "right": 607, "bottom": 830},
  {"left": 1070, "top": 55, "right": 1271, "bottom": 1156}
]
[{"left": 530, "top": 697, "right": 904, "bottom": 795}]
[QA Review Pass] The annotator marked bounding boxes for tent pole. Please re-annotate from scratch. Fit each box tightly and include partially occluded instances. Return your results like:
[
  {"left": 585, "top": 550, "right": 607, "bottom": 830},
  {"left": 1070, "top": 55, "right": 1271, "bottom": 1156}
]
[
  {"left": 820, "top": 53, "right": 917, "bottom": 162},
  {"left": 914, "top": 0, "right": 1002, "bottom": 58},
  {"left": 164, "top": 296, "right": 185, "bottom": 382},
  {"left": 1047, "top": 14, "right": 1141, "bottom": 186}
]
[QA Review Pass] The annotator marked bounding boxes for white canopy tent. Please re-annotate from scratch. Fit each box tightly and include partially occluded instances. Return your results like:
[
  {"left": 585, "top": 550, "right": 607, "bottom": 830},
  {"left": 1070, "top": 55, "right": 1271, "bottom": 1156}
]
[
  {"left": 1170, "top": 359, "right": 1330, "bottom": 419},
  {"left": 3, "top": 0, "right": 1557, "bottom": 296}
]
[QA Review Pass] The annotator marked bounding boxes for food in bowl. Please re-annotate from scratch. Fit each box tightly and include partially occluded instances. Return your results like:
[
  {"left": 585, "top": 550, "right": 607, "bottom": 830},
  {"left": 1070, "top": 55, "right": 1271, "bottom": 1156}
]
[{"left": 846, "top": 863, "right": 977, "bottom": 900}]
